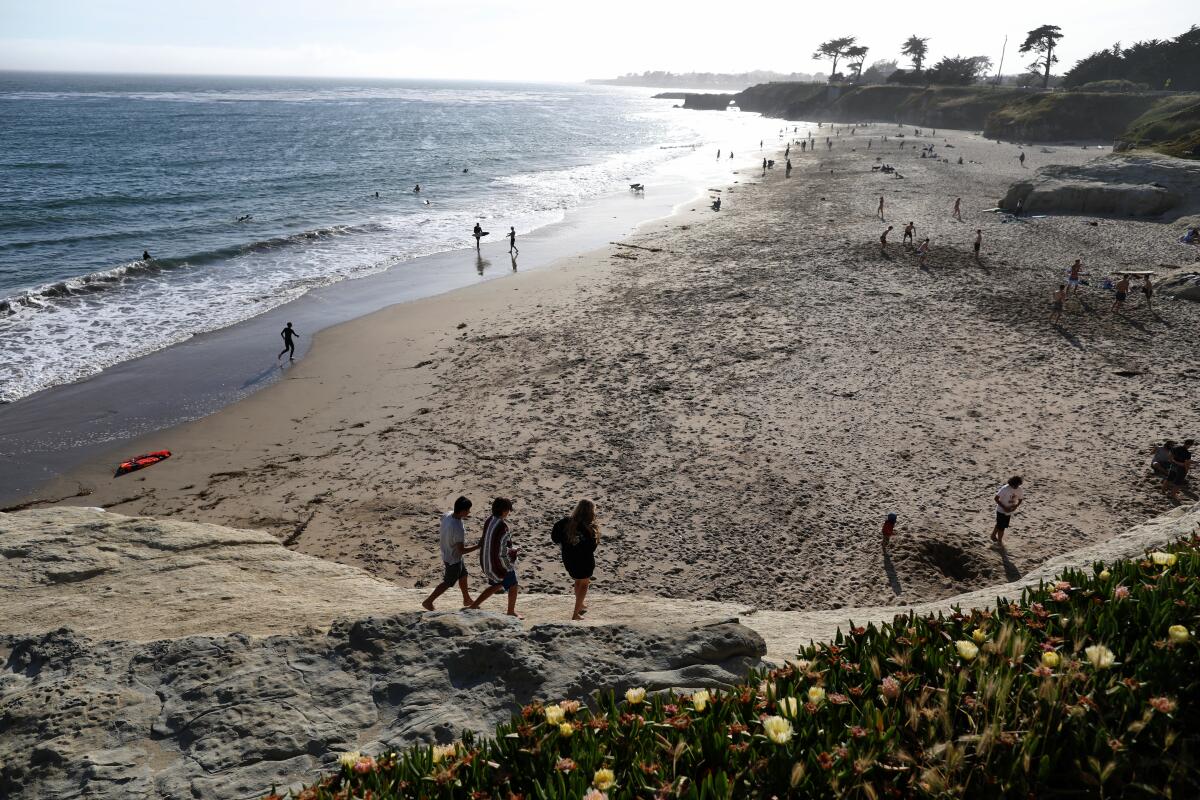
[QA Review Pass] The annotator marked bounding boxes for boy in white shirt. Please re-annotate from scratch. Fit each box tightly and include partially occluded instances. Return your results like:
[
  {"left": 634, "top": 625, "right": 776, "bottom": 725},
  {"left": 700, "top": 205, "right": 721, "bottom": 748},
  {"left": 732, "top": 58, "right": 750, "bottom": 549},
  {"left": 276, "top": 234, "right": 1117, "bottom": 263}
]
[
  {"left": 422, "top": 496, "right": 479, "bottom": 610},
  {"left": 991, "top": 476, "right": 1024, "bottom": 546}
]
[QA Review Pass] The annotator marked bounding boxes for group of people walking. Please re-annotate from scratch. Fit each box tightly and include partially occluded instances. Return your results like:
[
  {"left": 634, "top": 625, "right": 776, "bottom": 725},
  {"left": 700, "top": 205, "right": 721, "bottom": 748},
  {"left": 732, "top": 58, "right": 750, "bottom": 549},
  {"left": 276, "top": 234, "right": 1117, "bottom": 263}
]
[{"left": 422, "top": 495, "right": 600, "bottom": 621}]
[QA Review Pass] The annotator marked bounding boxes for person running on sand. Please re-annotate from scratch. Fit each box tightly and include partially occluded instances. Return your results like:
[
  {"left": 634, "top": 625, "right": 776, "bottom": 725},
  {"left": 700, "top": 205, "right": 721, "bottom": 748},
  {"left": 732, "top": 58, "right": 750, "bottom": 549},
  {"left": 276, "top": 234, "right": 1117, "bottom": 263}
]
[
  {"left": 551, "top": 499, "right": 601, "bottom": 620},
  {"left": 916, "top": 237, "right": 931, "bottom": 266},
  {"left": 1067, "top": 259, "right": 1084, "bottom": 295},
  {"left": 877, "top": 196, "right": 885, "bottom": 220},
  {"left": 470, "top": 497, "right": 522, "bottom": 618},
  {"left": 507, "top": 226, "right": 519, "bottom": 256},
  {"left": 902, "top": 221, "right": 915, "bottom": 246},
  {"left": 422, "top": 496, "right": 479, "bottom": 611},
  {"left": 1163, "top": 440, "right": 1195, "bottom": 501},
  {"left": 1110, "top": 274, "right": 1131, "bottom": 315},
  {"left": 1050, "top": 284, "right": 1067, "bottom": 324},
  {"left": 992, "top": 476, "right": 1024, "bottom": 546},
  {"left": 973, "top": 229, "right": 983, "bottom": 261},
  {"left": 880, "top": 225, "right": 894, "bottom": 253},
  {"left": 277, "top": 322, "right": 298, "bottom": 361},
  {"left": 953, "top": 198, "right": 963, "bottom": 221}
]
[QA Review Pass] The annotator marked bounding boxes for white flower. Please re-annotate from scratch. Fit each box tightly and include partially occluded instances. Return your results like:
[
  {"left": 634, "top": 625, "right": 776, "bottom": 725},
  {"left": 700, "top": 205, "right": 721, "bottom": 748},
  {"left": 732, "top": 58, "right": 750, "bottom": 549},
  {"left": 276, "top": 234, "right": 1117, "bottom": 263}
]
[
  {"left": 338, "top": 751, "right": 361, "bottom": 768},
  {"left": 1085, "top": 644, "right": 1115, "bottom": 669},
  {"left": 806, "top": 686, "right": 826, "bottom": 705},
  {"left": 543, "top": 704, "right": 565, "bottom": 725},
  {"left": 691, "top": 689, "right": 710, "bottom": 712},
  {"left": 1169, "top": 625, "right": 1190, "bottom": 643},
  {"left": 431, "top": 744, "right": 457, "bottom": 764},
  {"left": 762, "top": 715, "right": 793, "bottom": 744},
  {"left": 1150, "top": 551, "right": 1177, "bottom": 567},
  {"left": 956, "top": 640, "right": 979, "bottom": 661},
  {"left": 1040, "top": 651, "right": 1060, "bottom": 668},
  {"left": 778, "top": 696, "right": 799, "bottom": 717},
  {"left": 592, "top": 768, "right": 616, "bottom": 790},
  {"left": 625, "top": 687, "right": 646, "bottom": 705}
]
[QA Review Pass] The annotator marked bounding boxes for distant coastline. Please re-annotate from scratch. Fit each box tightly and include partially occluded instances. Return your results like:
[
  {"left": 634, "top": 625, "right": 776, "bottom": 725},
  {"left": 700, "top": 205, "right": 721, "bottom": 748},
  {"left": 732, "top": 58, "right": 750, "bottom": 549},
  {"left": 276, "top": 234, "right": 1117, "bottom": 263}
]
[{"left": 587, "top": 69, "right": 825, "bottom": 91}]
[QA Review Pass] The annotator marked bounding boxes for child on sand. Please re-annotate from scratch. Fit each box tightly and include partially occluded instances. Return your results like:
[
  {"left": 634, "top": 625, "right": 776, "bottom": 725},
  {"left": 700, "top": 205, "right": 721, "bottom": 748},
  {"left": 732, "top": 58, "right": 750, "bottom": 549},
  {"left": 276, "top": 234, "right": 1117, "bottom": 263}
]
[
  {"left": 902, "top": 221, "right": 915, "bottom": 246},
  {"left": 953, "top": 198, "right": 963, "bottom": 221},
  {"left": 916, "top": 238, "right": 930, "bottom": 266},
  {"left": 422, "top": 496, "right": 478, "bottom": 611},
  {"left": 991, "top": 476, "right": 1024, "bottom": 546},
  {"left": 1067, "top": 259, "right": 1083, "bottom": 295},
  {"left": 877, "top": 196, "right": 885, "bottom": 220},
  {"left": 470, "top": 497, "right": 522, "bottom": 619},
  {"left": 880, "top": 225, "right": 893, "bottom": 253},
  {"left": 1110, "top": 274, "right": 1131, "bottom": 315},
  {"left": 882, "top": 513, "right": 897, "bottom": 548}
]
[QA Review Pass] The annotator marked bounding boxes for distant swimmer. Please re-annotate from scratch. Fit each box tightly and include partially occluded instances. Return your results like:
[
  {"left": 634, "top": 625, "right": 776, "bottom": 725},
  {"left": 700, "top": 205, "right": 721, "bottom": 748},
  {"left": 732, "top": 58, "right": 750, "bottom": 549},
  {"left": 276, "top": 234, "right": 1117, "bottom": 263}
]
[
  {"left": 462, "top": 168, "right": 469, "bottom": 173},
  {"left": 414, "top": 184, "right": 422, "bottom": 193},
  {"left": 424, "top": 199, "right": 431, "bottom": 205},
  {"left": 236, "top": 214, "right": 253, "bottom": 222},
  {"left": 142, "top": 250, "right": 151, "bottom": 261},
  {"left": 375, "top": 191, "right": 380, "bottom": 197},
  {"left": 507, "top": 226, "right": 519, "bottom": 256},
  {"left": 278, "top": 322, "right": 298, "bottom": 362}
]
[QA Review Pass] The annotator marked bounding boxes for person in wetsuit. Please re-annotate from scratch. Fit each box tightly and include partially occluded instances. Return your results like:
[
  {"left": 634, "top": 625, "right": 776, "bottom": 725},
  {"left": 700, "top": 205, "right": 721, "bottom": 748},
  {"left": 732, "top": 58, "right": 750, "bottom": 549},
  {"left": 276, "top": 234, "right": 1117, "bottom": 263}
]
[{"left": 278, "top": 322, "right": 299, "bottom": 361}]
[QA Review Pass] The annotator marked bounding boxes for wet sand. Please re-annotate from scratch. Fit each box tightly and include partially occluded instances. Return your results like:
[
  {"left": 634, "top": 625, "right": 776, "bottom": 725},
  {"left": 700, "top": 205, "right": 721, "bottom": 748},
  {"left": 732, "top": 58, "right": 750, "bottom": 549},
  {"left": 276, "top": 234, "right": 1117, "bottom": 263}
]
[{"left": 19, "top": 127, "right": 1200, "bottom": 611}]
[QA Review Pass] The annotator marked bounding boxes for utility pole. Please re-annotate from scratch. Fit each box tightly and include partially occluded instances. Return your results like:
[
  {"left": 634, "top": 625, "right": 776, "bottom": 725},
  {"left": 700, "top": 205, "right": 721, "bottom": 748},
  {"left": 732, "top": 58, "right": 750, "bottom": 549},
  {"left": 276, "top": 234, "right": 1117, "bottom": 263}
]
[{"left": 994, "top": 35, "right": 1007, "bottom": 87}]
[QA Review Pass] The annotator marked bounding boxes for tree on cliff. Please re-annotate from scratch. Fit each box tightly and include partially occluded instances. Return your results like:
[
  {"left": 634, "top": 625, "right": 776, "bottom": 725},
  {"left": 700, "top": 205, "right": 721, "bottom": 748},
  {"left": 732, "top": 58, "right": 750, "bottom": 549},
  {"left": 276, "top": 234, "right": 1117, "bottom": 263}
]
[
  {"left": 1020, "top": 24, "right": 1064, "bottom": 89},
  {"left": 927, "top": 55, "right": 993, "bottom": 86},
  {"left": 845, "top": 45, "right": 870, "bottom": 81},
  {"left": 900, "top": 35, "right": 930, "bottom": 72},
  {"left": 1063, "top": 26, "right": 1200, "bottom": 91},
  {"left": 813, "top": 37, "right": 857, "bottom": 82}
]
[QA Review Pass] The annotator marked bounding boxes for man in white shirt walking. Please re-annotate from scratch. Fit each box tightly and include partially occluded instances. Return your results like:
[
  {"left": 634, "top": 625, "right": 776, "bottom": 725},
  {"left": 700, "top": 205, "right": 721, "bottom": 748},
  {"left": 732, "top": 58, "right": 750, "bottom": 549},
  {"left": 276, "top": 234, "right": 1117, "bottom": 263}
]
[
  {"left": 991, "top": 476, "right": 1024, "bottom": 546},
  {"left": 422, "top": 496, "right": 479, "bottom": 610}
]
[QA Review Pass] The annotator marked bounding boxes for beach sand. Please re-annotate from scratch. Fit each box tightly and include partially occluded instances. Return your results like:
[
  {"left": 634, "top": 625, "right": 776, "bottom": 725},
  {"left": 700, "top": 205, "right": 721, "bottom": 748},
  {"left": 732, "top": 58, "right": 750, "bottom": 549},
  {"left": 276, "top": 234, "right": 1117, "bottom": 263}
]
[{"left": 21, "top": 127, "right": 1200, "bottom": 612}]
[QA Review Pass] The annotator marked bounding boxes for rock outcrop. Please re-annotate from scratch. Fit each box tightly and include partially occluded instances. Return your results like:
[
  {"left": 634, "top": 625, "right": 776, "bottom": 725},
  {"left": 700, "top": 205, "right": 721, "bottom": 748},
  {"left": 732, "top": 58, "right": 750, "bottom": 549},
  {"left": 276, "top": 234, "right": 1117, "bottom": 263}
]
[
  {"left": 1001, "top": 155, "right": 1200, "bottom": 217},
  {"left": 1160, "top": 271, "right": 1200, "bottom": 301},
  {"left": 0, "top": 616, "right": 762, "bottom": 799}
]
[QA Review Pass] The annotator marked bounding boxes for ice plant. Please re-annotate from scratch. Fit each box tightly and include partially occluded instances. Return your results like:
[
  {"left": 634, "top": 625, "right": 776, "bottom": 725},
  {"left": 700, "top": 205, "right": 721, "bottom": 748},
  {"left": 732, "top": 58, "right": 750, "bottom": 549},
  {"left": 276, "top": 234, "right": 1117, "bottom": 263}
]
[
  {"left": 1114, "top": 585, "right": 1131, "bottom": 601},
  {"left": 593, "top": 768, "right": 616, "bottom": 790},
  {"left": 806, "top": 686, "right": 826, "bottom": 705},
  {"left": 691, "top": 689, "right": 710, "bottom": 712},
  {"left": 431, "top": 744, "right": 456, "bottom": 764},
  {"left": 880, "top": 676, "right": 900, "bottom": 700},
  {"left": 972, "top": 628, "right": 987, "bottom": 644},
  {"left": 1040, "top": 651, "right": 1060, "bottom": 669},
  {"left": 583, "top": 790, "right": 609, "bottom": 800},
  {"left": 544, "top": 704, "right": 565, "bottom": 725},
  {"left": 1085, "top": 644, "right": 1116, "bottom": 669},
  {"left": 778, "top": 696, "right": 800, "bottom": 717},
  {"left": 625, "top": 687, "right": 646, "bottom": 705},
  {"left": 956, "top": 640, "right": 979, "bottom": 661},
  {"left": 1151, "top": 551, "right": 1178, "bottom": 567},
  {"left": 559, "top": 722, "right": 575, "bottom": 738},
  {"left": 338, "top": 751, "right": 361, "bottom": 768},
  {"left": 762, "top": 715, "right": 793, "bottom": 744},
  {"left": 1169, "top": 625, "right": 1190, "bottom": 643},
  {"left": 353, "top": 756, "right": 375, "bottom": 774},
  {"left": 560, "top": 700, "right": 581, "bottom": 714},
  {"left": 1098, "top": 568, "right": 1111, "bottom": 581}
]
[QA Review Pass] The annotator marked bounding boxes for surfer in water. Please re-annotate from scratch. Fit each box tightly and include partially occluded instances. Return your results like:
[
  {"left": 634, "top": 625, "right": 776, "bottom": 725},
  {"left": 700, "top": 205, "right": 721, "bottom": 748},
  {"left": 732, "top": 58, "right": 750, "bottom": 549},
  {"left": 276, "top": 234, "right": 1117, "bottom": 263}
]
[
  {"left": 473, "top": 223, "right": 485, "bottom": 250},
  {"left": 414, "top": 184, "right": 421, "bottom": 193},
  {"left": 142, "top": 250, "right": 151, "bottom": 261},
  {"left": 507, "top": 226, "right": 519, "bottom": 256},
  {"left": 278, "top": 322, "right": 299, "bottom": 362}
]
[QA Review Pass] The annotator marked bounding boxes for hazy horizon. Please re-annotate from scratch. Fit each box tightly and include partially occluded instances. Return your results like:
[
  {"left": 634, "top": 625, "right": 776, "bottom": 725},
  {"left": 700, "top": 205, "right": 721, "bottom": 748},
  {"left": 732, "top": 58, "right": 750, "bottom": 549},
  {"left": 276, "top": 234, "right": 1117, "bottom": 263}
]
[{"left": 1, "top": 0, "right": 1195, "bottom": 83}]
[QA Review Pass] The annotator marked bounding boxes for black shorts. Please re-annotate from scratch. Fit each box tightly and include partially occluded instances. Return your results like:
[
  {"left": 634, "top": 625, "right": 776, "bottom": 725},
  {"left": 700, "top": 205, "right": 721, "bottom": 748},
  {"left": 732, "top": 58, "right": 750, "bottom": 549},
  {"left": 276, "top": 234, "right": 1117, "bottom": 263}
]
[
  {"left": 995, "top": 511, "right": 1012, "bottom": 530},
  {"left": 440, "top": 561, "right": 467, "bottom": 588},
  {"left": 973, "top": 242, "right": 981, "bottom": 252}
]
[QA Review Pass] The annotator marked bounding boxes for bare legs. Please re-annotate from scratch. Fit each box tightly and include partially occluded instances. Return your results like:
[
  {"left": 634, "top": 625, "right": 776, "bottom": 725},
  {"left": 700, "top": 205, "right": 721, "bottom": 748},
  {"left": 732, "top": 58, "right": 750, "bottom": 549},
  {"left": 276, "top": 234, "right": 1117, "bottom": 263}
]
[
  {"left": 572, "top": 578, "right": 590, "bottom": 621},
  {"left": 422, "top": 575, "right": 473, "bottom": 611}
]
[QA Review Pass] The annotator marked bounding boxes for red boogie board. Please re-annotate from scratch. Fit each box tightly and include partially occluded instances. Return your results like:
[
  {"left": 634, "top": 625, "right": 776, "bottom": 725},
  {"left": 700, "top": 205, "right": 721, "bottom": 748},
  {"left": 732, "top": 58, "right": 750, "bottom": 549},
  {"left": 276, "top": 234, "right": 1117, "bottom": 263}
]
[{"left": 115, "top": 450, "right": 171, "bottom": 477}]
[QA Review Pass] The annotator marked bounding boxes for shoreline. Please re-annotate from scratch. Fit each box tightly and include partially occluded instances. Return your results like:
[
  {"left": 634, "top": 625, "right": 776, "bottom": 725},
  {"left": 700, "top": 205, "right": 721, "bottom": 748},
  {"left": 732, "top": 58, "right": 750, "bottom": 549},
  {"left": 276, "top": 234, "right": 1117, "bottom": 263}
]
[
  {"left": 0, "top": 135, "right": 780, "bottom": 503},
  {"left": 15, "top": 125, "right": 1200, "bottom": 614}
]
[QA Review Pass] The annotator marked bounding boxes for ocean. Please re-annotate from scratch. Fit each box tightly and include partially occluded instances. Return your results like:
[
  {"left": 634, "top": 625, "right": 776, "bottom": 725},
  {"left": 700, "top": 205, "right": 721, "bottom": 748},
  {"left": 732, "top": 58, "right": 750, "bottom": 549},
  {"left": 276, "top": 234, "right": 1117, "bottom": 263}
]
[{"left": 0, "top": 72, "right": 782, "bottom": 405}]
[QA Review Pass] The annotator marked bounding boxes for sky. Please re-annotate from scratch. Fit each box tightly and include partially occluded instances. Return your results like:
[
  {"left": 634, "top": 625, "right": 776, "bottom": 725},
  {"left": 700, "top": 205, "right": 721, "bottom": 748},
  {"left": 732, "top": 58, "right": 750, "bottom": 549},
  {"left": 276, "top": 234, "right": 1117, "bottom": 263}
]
[{"left": 0, "top": 0, "right": 1194, "bottom": 82}]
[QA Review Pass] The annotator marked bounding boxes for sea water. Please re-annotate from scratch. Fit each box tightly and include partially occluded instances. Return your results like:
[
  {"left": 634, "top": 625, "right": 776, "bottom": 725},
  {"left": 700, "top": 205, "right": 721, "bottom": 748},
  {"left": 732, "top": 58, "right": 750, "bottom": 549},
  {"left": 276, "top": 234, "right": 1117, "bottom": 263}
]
[{"left": 0, "top": 72, "right": 784, "bottom": 403}]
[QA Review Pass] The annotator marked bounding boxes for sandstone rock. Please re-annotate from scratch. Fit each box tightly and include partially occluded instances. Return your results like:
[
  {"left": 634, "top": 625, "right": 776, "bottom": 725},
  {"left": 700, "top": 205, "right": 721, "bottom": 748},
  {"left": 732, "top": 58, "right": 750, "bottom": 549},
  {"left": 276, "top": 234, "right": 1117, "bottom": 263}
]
[
  {"left": 0, "top": 616, "right": 764, "bottom": 799},
  {"left": 1159, "top": 271, "right": 1200, "bottom": 301},
  {"left": 1001, "top": 155, "right": 1200, "bottom": 218}
]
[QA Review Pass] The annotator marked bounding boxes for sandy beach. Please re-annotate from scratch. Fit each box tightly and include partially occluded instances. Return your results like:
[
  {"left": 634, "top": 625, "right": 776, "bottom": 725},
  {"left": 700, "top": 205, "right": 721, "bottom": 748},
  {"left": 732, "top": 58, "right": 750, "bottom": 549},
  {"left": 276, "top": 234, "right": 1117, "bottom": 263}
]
[{"left": 20, "top": 126, "right": 1200, "bottom": 612}]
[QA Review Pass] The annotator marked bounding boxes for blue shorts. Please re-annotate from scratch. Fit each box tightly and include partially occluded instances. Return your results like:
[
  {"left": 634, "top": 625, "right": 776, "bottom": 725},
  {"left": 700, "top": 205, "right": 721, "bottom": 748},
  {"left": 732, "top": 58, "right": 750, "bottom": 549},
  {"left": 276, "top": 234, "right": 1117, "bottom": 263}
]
[{"left": 491, "top": 570, "right": 518, "bottom": 590}]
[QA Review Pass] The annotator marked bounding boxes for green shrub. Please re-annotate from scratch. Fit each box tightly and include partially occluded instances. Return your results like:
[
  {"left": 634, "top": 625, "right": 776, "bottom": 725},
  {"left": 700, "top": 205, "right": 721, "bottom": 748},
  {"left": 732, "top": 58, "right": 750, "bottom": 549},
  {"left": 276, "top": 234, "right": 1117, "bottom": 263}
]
[
  {"left": 1071, "top": 80, "right": 1152, "bottom": 93},
  {"left": 271, "top": 531, "right": 1200, "bottom": 799}
]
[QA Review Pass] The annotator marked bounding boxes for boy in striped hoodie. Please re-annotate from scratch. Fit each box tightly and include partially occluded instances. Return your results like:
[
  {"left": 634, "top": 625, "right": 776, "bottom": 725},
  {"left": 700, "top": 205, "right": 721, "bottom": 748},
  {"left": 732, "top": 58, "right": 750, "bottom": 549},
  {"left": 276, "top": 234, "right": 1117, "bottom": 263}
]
[{"left": 469, "top": 497, "right": 522, "bottom": 619}]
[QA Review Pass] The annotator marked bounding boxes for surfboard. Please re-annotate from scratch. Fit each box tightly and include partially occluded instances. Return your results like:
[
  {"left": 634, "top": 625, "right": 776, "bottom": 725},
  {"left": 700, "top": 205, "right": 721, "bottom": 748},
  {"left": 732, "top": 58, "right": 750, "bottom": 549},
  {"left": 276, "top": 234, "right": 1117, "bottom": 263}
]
[{"left": 115, "top": 450, "right": 171, "bottom": 477}]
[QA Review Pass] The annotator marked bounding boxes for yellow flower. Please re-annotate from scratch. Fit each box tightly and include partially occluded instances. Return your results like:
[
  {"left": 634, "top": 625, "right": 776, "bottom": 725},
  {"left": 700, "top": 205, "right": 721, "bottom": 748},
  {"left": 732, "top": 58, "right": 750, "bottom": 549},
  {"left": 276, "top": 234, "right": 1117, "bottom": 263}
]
[
  {"left": 431, "top": 744, "right": 456, "bottom": 764},
  {"left": 559, "top": 722, "right": 575, "bottom": 738},
  {"left": 593, "top": 768, "right": 616, "bottom": 790},
  {"left": 956, "top": 640, "right": 979, "bottom": 661},
  {"left": 778, "top": 697, "right": 800, "bottom": 717},
  {"left": 971, "top": 628, "right": 987, "bottom": 644},
  {"left": 338, "top": 751, "right": 361, "bottom": 768},
  {"left": 1085, "top": 644, "right": 1115, "bottom": 669},
  {"left": 806, "top": 686, "right": 826, "bottom": 705},
  {"left": 1098, "top": 569, "right": 1111, "bottom": 581},
  {"left": 692, "top": 689, "right": 710, "bottom": 712},
  {"left": 1169, "top": 625, "right": 1190, "bottom": 643},
  {"left": 1040, "top": 651, "right": 1060, "bottom": 669},
  {"left": 625, "top": 687, "right": 646, "bottom": 705},
  {"left": 543, "top": 704, "right": 565, "bottom": 725},
  {"left": 1150, "top": 551, "right": 1177, "bottom": 567},
  {"left": 762, "top": 715, "right": 794, "bottom": 744}
]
